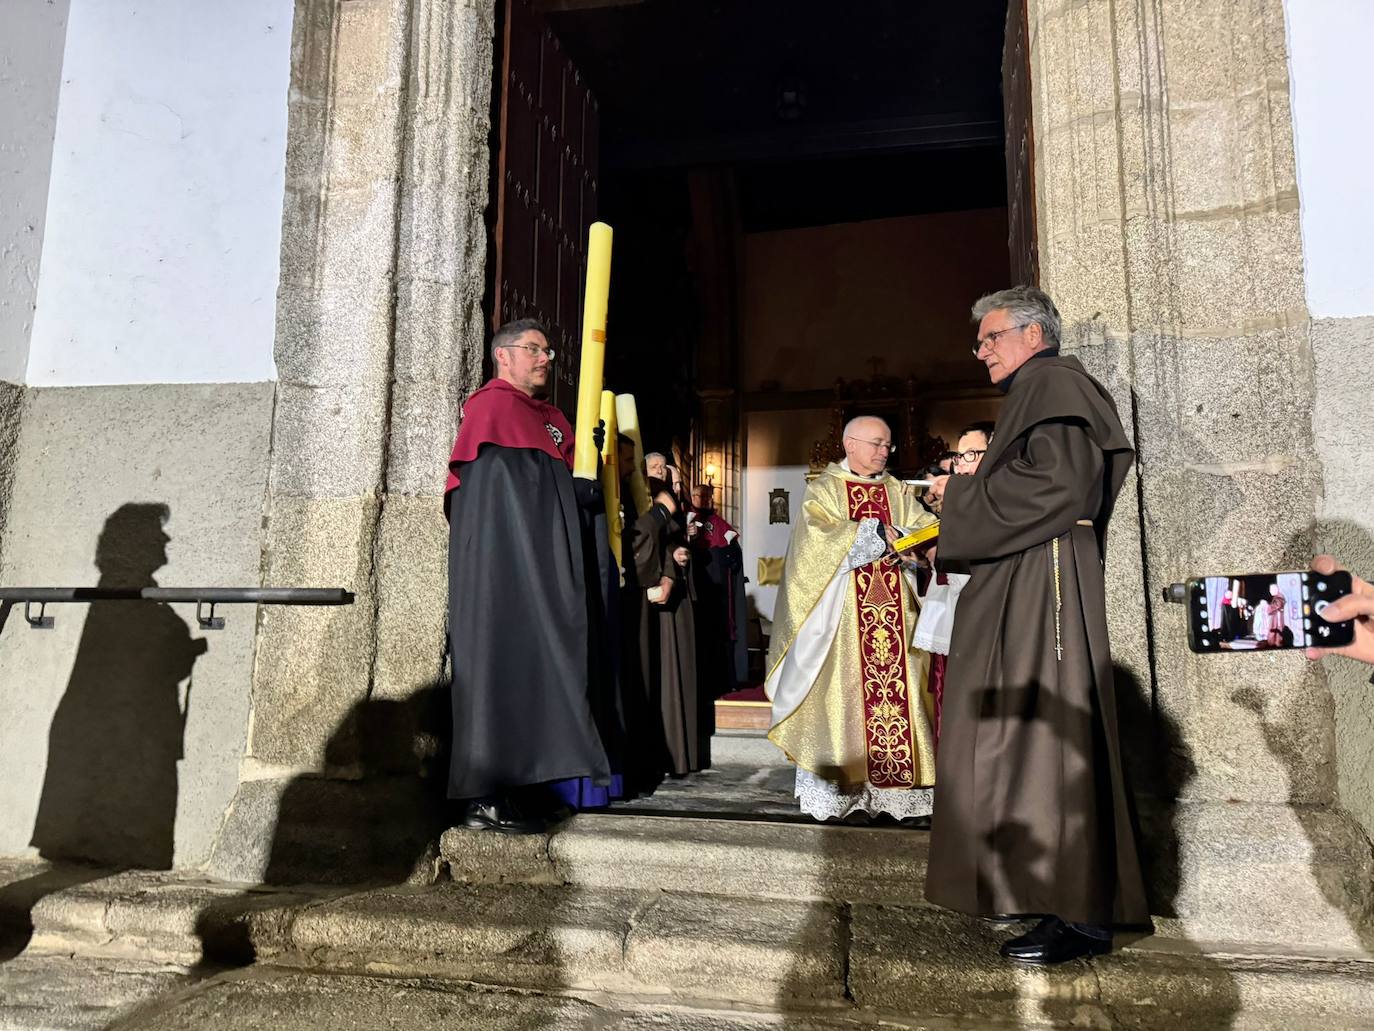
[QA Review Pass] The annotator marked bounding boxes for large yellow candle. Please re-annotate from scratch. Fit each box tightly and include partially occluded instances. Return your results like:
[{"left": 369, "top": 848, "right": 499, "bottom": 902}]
[
  {"left": 599, "top": 389, "right": 623, "bottom": 572},
  {"left": 573, "top": 222, "right": 613, "bottom": 479},
  {"left": 615, "top": 393, "right": 653, "bottom": 515}
]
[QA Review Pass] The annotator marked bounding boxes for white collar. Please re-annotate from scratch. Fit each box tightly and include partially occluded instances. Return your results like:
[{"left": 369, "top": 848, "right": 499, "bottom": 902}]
[{"left": 840, "top": 458, "right": 884, "bottom": 481}]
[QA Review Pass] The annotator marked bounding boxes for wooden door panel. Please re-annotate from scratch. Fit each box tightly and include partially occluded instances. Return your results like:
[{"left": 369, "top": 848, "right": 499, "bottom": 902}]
[
  {"left": 536, "top": 217, "right": 558, "bottom": 322},
  {"left": 583, "top": 92, "right": 600, "bottom": 226},
  {"left": 501, "top": 196, "right": 534, "bottom": 322},
  {"left": 505, "top": 90, "right": 537, "bottom": 197},
  {"left": 492, "top": 0, "right": 599, "bottom": 416},
  {"left": 1003, "top": 0, "right": 1039, "bottom": 286},
  {"left": 537, "top": 126, "right": 561, "bottom": 218}
]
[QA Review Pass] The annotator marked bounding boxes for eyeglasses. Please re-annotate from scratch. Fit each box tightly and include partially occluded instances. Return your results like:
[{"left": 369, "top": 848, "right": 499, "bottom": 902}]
[
  {"left": 952, "top": 448, "right": 987, "bottom": 465},
  {"left": 845, "top": 436, "right": 896, "bottom": 454},
  {"left": 971, "top": 323, "right": 1029, "bottom": 357},
  {"left": 499, "top": 342, "right": 556, "bottom": 360}
]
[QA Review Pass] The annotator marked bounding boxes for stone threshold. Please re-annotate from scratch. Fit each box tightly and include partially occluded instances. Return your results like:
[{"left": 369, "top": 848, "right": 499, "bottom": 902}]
[{"left": 5, "top": 841, "right": 1374, "bottom": 1030}]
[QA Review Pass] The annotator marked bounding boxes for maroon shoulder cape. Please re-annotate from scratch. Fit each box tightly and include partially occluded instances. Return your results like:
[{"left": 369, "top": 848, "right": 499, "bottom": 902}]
[
  {"left": 691, "top": 509, "right": 738, "bottom": 549},
  {"left": 446, "top": 378, "right": 575, "bottom": 495}
]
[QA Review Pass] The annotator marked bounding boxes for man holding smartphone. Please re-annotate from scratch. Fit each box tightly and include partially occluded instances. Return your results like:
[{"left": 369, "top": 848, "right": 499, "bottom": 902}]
[{"left": 923, "top": 286, "right": 1150, "bottom": 964}]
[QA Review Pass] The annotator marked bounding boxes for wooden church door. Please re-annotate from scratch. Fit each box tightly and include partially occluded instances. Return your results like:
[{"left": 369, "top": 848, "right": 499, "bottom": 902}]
[{"left": 491, "top": 0, "right": 600, "bottom": 417}]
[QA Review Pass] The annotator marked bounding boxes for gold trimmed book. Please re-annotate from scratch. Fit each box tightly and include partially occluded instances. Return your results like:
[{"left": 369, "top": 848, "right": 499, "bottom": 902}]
[{"left": 891, "top": 521, "right": 939, "bottom": 553}]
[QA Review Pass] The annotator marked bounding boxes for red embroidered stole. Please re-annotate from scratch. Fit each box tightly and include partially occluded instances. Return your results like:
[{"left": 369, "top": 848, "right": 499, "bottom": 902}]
[{"left": 844, "top": 480, "right": 916, "bottom": 788}]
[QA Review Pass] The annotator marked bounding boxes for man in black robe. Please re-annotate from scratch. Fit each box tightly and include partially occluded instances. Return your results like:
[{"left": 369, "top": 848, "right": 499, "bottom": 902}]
[
  {"left": 444, "top": 318, "right": 611, "bottom": 834},
  {"left": 924, "top": 286, "right": 1150, "bottom": 964},
  {"left": 688, "top": 483, "right": 747, "bottom": 697}
]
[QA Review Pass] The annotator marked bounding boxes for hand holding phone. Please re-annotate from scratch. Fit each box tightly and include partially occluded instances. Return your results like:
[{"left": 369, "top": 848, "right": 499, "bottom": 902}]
[
  {"left": 1306, "top": 555, "right": 1374, "bottom": 666},
  {"left": 1186, "top": 569, "right": 1355, "bottom": 653}
]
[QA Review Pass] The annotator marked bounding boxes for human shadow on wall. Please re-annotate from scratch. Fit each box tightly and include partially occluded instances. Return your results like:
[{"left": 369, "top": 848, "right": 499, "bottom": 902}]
[
  {"left": 1225, "top": 522, "right": 1374, "bottom": 953},
  {"left": 29, "top": 502, "right": 204, "bottom": 870},
  {"left": 2, "top": 505, "right": 204, "bottom": 962},
  {"left": 191, "top": 683, "right": 455, "bottom": 968},
  {"left": 1117, "top": 662, "right": 1243, "bottom": 1028},
  {"left": 770, "top": 667, "right": 1242, "bottom": 1028},
  {"left": 259, "top": 685, "right": 452, "bottom": 888}
]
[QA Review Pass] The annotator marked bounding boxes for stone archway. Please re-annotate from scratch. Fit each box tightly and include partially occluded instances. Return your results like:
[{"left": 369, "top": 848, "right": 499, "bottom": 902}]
[{"left": 216, "top": 0, "right": 1373, "bottom": 955}]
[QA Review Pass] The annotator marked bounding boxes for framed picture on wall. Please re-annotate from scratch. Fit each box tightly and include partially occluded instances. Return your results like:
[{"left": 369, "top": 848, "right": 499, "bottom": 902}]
[{"left": 768, "top": 488, "right": 790, "bottom": 524}]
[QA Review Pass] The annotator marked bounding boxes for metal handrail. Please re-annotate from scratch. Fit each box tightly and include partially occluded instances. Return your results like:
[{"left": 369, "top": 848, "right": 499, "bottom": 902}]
[{"left": 0, "top": 586, "right": 354, "bottom": 630}]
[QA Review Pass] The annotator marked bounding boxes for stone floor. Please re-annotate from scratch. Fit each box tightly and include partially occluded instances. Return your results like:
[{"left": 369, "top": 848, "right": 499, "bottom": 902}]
[
  {"left": 0, "top": 959, "right": 1003, "bottom": 1031},
  {"left": 0, "top": 954, "right": 195, "bottom": 1031},
  {"left": 614, "top": 733, "right": 807, "bottom": 820}
]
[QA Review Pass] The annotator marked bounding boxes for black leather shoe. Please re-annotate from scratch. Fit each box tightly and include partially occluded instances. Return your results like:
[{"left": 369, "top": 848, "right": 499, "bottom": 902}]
[
  {"left": 898, "top": 814, "right": 932, "bottom": 830},
  {"left": 462, "top": 796, "right": 547, "bottom": 835},
  {"left": 999, "top": 916, "right": 1111, "bottom": 965}
]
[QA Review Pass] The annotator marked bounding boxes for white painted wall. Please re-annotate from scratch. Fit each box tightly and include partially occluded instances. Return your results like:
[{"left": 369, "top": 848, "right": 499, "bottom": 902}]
[
  {"left": 0, "top": 0, "right": 71, "bottom": 383},
  {"left": 25, "top": 0, "right": 293, "bottom": 386},
  {"left": 742, "top": 409, "right": 833, "bottom": 626},
  {"left": 1287, "top": 0, "right": 1374, "bottom": 319},
  {"left": 1289, "top": 3, "right": 1374, "bottom": 845}
]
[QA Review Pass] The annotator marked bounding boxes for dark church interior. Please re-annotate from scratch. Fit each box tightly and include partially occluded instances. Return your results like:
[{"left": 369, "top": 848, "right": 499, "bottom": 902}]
[{"left": 493, "top": 0, "right": 1016, "bottom": 478}]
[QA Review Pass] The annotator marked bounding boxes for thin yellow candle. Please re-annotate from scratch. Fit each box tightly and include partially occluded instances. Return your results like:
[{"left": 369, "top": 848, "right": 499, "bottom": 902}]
[
  {"left": 599, "top": 389, "right": 623, "bottom": 572},
  {"left": 615, "top": 393, "right": 652, "bottom": 515},
  {"left": 573, "top": 222, "right": 613, "bottom": 479}
]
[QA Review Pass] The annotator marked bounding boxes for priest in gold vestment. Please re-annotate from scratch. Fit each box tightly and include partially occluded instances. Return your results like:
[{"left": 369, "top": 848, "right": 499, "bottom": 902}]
[{"left": 765, "top": 416, "right": 939, "bottom": 823}]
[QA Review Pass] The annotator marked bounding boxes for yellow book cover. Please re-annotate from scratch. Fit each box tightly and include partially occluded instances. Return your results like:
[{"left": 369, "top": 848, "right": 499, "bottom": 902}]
[{"left": 892, "top": 521, "right": 939, "bottom": 553}]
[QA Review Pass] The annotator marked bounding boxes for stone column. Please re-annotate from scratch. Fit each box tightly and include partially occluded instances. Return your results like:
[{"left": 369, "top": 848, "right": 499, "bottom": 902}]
[
  {"left": 210, "top": 0, "right": 496, "bottom": 881},
  {"left": 1027, "top": 0, "right": 1371, "bottom": 948},
  {"left": 248, "top": 0, "right": 413, "bottom": 775},
  {"left": 372, "top": 0, "right": 494, "bottom": 704}
]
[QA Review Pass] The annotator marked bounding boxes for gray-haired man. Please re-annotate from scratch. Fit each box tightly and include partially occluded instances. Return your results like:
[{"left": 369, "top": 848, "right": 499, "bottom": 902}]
[{"left": 923, "top": 286, "right": 1150, "bottom": 964}]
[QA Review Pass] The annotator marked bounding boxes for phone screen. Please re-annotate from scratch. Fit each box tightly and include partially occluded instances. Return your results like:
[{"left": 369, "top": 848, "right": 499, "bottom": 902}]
[{"left": 1187, "top": 571, "right": 1354, "bottom": 653}]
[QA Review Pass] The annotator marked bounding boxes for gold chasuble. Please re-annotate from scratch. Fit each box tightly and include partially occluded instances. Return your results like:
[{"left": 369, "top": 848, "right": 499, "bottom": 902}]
[{"left": 765, "top": 462, "right": 938, "bottom": 789}]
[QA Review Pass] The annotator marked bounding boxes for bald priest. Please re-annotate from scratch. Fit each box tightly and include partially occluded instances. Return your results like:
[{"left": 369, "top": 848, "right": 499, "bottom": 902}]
[{"left": 765, "top": 416, "right": 939, "bottom": 824}]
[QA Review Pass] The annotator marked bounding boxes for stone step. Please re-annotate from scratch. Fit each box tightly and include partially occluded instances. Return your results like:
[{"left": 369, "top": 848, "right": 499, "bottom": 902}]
[
  {"left": 7, "top": 856, "right": 1374, "bottom": 1029},
  {"left": 0, "top": 859, "right": 334, "bottom": 967},
  {"left": 279, "top": 881, "right": 847, "bottom": 1007},
  {"left": 268, "top": 879, "right": 1374, "bottom": 1029},
  {"left": 442, "top": 812, "right": 931, "bottom": 906}
]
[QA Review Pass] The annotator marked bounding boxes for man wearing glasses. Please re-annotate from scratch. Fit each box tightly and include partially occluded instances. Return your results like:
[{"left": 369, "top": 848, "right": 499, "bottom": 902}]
[
  {"left": 911, "top": 421, "right": 995, "bottom": 744},
  {"left": 951, "top": 421, "right": 995, "bottom": 476},
  {"left": 922, "top": 286, "right": 1150, "bottom": 964},
  {"left": 765, "top": 415, "right": 939, "bottom": 826},
  {"left": 443, "top": 318, "right": 615, "bottom": 834}
]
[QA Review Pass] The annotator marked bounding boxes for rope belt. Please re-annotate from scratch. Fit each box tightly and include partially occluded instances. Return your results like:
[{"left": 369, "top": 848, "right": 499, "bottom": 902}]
[{"left": 1053, "top": 521, "right": 1094, "bottom": 661}]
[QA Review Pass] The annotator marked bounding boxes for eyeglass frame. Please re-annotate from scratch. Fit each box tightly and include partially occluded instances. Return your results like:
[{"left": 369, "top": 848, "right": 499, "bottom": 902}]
[
  {"left": 951, "top": 447, "right": 987, "bottom": 466},
  {"left": 844, "top": 434, "right": 897, "bottom": 455},
  {"left": 498, "top": 341, "right": 557, "bottom": 360},
  {"left": 971, "top": 322, "right": 1031, "bottom": 358}
]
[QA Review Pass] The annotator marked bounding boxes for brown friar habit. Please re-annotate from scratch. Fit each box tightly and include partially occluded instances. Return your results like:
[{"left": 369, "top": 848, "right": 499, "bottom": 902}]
[
  {"left": 628, "top": 496, "right": 706, "bottom": 777},
  {"left": 925, "top": 352, "right": 1150, "bottom": 928}
]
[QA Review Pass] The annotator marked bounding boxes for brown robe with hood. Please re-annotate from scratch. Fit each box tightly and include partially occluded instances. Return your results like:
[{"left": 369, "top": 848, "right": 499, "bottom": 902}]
[{"left": 924, "top": 352, "right": 1150, "bottom": 928}]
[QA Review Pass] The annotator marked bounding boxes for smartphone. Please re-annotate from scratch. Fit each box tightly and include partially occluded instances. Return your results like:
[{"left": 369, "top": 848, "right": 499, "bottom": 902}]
[{"left": 1186, "top": 570, "right": 1354, "bottom": 653}]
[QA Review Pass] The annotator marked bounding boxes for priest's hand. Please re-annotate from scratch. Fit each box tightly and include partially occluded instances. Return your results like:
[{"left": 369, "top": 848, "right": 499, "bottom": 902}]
[
  {"left": 1307, "top": 555, "right": 1374, "bottom": 666},
  {"left": 673, "top": 546, "right": 690, "bottom": 568}
]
